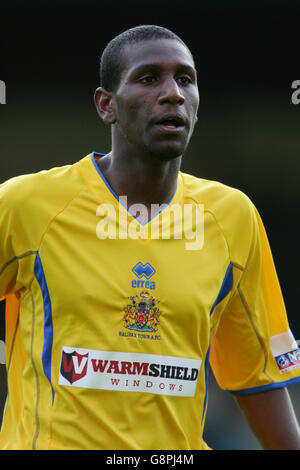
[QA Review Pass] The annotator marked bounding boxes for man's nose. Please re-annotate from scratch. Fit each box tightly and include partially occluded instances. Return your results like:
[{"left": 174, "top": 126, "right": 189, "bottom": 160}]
[{"left": 158, "top": 78, "right": 185, "bottom": 105}]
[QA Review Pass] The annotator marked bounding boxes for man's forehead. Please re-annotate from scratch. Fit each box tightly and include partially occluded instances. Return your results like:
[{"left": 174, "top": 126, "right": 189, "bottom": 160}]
[{"left": 121, "top": 38, "right": 195, "bottom": 72}]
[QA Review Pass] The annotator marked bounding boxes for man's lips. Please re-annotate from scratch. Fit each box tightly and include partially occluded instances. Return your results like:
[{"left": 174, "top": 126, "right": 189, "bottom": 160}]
[
  {"left": 153, "top": 114, "right": 187, "bottom": 133},
  {"left": 155, "top": 114, "right": 186, "bottom": 127}
]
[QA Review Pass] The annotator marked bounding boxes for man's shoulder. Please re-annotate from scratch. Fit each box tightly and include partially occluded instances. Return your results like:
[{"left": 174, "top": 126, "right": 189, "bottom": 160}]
[
  {"left": 0, "top": 155, "right": 92, "bottom": 255},
  {"left": 0, "top": 157, "right": 86, "bottom": 211},
  {"left": 0, "top": 156, "right": 92, "bottom": 240},
  {"left": 1, "top": 161, "right": 74, "bottom": 194},
  {"left": 180, "top": 171, "right": 254, "bottom": 217},
  {"left": 180, "top": 171, "right": 261, "bottom": 265}
]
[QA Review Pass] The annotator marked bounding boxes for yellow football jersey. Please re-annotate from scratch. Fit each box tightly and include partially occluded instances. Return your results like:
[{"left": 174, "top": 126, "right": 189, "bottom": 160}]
[{"left": 0, "top": 152, "right": 299, "bottom": 450}]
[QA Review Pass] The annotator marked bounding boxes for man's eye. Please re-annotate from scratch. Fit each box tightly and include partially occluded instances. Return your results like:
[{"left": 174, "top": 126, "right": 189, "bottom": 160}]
[
  {"left": 178, "top": 76, "right": 192, "bottom": 85},
  {"left": 139, "top": 76, "right": 155, "bottom": 84}
]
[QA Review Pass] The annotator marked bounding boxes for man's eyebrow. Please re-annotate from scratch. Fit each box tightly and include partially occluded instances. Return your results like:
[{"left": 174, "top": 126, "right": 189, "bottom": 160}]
[{"left": 129, "top": 62, "right": 197, "bottom": 77}]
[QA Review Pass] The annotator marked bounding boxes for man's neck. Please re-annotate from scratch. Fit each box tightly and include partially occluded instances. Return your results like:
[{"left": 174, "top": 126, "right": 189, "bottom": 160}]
[{"left": 96, "top": 150, "right": 181, "bottom": 223}]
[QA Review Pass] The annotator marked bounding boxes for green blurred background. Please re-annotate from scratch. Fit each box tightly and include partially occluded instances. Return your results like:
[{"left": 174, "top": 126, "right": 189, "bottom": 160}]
[{"left": 0, "top": 0, "right": 299, "bottom": 450}]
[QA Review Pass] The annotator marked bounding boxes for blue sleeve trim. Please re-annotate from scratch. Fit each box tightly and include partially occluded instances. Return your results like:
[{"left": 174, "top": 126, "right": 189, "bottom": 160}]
[
  {"left": 228, "top": 375, "right": 300, "bottom": 395},
  {"left": 202, "top": 263, "right": 233, "bottom": 423},
  {"left": 209, "top": 263, "right": 233, "bottom": 316},
  {"left": 34, "top": 252, "right": 55, "bottom": 404},
  {"left": 201, "top": 341, "right": 211, "bottom": 423}
]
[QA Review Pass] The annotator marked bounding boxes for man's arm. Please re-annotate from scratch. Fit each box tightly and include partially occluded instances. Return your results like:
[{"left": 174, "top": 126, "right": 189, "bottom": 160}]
[{"left": 235, "top": 387, "right": 300, "bottom": 450}]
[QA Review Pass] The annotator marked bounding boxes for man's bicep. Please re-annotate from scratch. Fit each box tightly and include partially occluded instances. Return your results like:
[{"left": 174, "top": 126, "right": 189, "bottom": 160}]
[{"left": 235, "top": 387, "right": 300, "bottom": 450}]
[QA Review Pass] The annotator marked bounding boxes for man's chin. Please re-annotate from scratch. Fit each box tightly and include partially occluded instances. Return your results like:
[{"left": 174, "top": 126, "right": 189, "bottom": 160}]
[{"left": 146, "top": 142, "right": 187, "bottom": 163}]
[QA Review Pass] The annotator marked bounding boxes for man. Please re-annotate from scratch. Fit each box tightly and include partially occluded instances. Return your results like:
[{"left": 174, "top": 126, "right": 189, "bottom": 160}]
[{"left": 0, "top": 25, "right": 300, "bottom": 450}]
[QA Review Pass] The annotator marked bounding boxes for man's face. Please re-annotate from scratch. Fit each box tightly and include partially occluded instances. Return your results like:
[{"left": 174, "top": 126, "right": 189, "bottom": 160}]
[{"left": 111, "top": 38, "right": 199, "bottom": 161}]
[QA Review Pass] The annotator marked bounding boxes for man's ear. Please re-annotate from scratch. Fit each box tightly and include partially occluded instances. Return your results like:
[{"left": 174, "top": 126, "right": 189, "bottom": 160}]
[{"left": 94, "top": 87, "right": 116, "bottom": 124}]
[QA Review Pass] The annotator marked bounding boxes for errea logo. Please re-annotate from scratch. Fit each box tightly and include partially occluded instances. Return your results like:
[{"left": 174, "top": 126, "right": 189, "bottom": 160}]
[
  {"left": 132, "top": 262, "right": 156, "bottom": 289},
  {"left": 132, "top": 262, "right": 156, "bottom": 279}
]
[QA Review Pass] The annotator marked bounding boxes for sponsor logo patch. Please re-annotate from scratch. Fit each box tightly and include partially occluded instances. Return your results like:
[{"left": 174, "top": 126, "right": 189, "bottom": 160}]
[
  {"left": 59, "top": 348, "right": 201, "bottom": 397},
  {"left": 60, "top": 350, "right": 89, "bottom": 384},
  {"left": 275, "top": 349, "right": 300, "bottom": 374},
  {"left": 270, "top": 331, "right": 300, "bottom": 374}
]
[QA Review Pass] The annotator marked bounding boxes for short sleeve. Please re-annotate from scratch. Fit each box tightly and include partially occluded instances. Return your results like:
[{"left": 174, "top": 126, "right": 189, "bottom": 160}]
[
  {"left": 210, "top": 204, "right": 300, "bottom": 394},
  {"left": 0, "top": 182, "right": 19, "bottom": 299}
]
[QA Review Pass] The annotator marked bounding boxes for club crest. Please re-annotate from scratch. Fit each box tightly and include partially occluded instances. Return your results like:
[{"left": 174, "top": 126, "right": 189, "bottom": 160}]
[{"left": 123, "top": 291, "right": 161, "bottom": 333}]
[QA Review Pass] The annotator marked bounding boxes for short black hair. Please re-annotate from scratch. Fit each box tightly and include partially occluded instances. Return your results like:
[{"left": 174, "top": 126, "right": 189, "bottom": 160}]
[{"left": 99, "top": 25, "right": 192, "bottom": 92}]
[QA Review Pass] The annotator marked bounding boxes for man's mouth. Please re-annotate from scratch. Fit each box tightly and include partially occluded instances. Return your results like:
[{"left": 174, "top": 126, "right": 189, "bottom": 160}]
[{"left": 155, "top": 115, "right": 186, "bottom": 132}]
